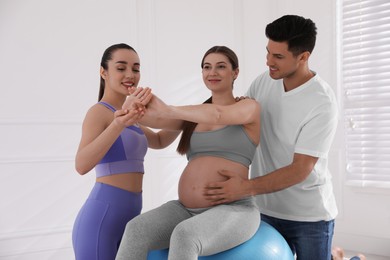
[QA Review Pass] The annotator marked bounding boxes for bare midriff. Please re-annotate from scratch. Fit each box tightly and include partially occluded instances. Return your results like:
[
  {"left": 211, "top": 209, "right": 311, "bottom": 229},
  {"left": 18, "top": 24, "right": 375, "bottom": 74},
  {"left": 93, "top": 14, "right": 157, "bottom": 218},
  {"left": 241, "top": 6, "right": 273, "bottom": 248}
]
[
  {"left": 97, "top": 172, "right": 143, "bottom": 193},
  {"left": 179, "top": 156, "right": 249, "bottom": 208}
]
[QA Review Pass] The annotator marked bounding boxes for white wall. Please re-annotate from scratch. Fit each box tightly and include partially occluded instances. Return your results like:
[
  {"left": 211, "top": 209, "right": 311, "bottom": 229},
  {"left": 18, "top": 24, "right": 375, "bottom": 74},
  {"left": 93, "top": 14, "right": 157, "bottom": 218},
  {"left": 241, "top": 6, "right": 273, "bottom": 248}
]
[{"left": 0, "top": 0, "right": 389, "bottom": 259}]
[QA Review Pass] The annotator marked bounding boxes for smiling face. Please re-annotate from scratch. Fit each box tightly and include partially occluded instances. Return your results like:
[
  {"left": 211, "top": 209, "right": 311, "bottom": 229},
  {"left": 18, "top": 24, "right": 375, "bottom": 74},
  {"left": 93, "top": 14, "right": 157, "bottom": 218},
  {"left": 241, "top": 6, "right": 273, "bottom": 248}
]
[
  {"left": 100, "top": 48, "right": 140, "bottom": 96},
  {"left": 201, "top": 53, "right": 238, "bottom": 92},
  {"left": 266, "top": 39, "right": 304, "bottom": 80}
]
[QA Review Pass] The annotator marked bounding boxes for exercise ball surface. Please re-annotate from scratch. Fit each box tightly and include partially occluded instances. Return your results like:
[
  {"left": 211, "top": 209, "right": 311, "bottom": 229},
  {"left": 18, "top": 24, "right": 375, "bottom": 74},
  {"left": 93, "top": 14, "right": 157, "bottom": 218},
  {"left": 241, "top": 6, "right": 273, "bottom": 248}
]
[{"left": 147, "top": 222, "right": 294, "bottom": 260}]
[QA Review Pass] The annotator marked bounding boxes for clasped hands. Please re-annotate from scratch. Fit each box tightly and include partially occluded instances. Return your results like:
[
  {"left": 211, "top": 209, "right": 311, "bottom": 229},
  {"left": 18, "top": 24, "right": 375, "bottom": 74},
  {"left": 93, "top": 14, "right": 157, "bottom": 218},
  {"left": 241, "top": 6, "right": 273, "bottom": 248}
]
[
  {"left": 115, "top": 87, "right": 168, "bottom": 127},
  {"left": 114, "top": 87, "right": 153, "bottom": 127}
]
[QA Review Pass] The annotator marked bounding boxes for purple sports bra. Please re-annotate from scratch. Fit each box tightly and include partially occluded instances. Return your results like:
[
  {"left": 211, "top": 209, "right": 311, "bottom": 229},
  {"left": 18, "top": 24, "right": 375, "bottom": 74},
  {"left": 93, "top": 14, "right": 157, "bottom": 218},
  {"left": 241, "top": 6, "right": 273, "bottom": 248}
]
[{"left": 95, "top": 102, "right": 148, "bottom": 177}]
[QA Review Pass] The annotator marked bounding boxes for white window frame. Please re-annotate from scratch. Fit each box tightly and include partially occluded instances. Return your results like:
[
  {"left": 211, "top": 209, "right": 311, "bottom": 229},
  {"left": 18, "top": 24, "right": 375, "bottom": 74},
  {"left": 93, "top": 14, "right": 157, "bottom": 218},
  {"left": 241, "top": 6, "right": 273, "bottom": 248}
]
[{"left": 341, "top": 0, "right": 390, "bottom": 189}]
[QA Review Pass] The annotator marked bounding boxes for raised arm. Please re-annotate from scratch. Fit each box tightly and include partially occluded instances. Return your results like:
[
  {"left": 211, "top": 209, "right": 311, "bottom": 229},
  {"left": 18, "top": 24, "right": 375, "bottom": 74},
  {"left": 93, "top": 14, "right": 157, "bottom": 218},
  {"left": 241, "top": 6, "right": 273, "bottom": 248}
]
[
  {"left": 75, "top": 104, "right": 144, "bottom": 175},
  {"left": 146, "top": 94, "right": 260, "bottom": 126},
  {"left": 121, "top": 88, "right": 183, "bottom": 130}
]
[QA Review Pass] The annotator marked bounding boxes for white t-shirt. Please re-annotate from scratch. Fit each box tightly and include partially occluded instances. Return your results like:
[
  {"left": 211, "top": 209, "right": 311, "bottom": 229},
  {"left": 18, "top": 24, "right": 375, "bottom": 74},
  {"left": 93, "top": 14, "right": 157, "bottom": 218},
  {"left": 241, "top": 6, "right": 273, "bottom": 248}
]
[{"left": 246, "top": 71, "right": 338, "bottom": 221}]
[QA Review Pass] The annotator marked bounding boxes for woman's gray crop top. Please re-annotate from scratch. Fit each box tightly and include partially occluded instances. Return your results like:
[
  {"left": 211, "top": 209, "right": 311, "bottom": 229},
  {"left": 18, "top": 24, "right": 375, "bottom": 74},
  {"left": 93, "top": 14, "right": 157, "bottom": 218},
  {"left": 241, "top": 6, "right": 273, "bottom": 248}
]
[{"left": 186, "top": 125, "right": 257, "bottom": 167}]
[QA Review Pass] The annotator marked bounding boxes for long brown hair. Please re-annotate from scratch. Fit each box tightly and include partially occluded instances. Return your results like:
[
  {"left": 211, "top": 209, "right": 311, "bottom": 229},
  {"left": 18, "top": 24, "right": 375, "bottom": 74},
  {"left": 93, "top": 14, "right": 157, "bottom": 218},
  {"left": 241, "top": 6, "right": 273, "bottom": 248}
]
[{"left": 176, "top": 46, "right": 239, "bottom": 155}]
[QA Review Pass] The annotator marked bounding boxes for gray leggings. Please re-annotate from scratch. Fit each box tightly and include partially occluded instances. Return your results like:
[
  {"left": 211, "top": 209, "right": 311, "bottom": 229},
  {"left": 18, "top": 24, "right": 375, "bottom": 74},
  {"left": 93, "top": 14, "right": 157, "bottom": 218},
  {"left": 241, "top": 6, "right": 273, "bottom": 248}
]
[{"left": 115, "top": 198, "right": 260, "bottom": 260}]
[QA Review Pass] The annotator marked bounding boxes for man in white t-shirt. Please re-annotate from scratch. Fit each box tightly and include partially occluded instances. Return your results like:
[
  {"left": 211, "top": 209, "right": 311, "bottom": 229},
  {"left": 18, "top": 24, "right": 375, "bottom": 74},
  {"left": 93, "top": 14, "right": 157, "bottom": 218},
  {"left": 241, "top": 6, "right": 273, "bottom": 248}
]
[{"left": 204, "top": 15, "right": 338, "bottom": 260}]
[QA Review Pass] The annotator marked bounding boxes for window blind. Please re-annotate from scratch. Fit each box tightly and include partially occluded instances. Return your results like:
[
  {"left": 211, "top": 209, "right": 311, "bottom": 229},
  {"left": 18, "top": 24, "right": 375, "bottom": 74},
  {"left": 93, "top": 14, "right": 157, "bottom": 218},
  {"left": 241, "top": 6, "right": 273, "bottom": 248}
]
[{"left": 342, "top": 0, "right": 390, "bottom": 188}]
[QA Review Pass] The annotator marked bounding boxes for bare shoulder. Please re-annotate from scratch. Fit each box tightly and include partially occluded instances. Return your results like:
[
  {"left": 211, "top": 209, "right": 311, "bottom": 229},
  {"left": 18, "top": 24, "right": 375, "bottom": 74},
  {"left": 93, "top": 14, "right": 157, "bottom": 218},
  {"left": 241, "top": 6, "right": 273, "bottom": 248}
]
[
  {"left": 82, "top": 103, "right": 112, "bottom": 128},
  {"left": 88, "top": 103, "right": 112, "bottom": 116}
]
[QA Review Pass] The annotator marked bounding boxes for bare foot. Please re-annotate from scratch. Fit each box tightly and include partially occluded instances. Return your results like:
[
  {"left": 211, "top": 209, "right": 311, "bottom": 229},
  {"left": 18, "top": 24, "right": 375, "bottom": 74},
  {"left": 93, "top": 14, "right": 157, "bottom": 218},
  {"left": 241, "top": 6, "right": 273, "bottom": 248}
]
[{"left": 332, "top": 246, "right": 345, "bottom": 260}]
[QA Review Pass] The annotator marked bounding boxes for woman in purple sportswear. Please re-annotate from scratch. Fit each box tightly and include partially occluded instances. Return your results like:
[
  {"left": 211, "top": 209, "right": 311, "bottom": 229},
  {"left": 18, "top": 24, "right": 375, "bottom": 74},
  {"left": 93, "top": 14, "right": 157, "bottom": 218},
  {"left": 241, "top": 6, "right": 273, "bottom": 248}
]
[{"left": 72, "top": 43, "right": 179, "bottom": 260}]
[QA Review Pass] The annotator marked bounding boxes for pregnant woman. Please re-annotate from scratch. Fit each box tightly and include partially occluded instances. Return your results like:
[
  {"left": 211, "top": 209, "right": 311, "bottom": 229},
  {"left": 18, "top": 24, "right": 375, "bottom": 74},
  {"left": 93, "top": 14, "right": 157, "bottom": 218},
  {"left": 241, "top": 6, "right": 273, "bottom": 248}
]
[{"left": 116, "top": 45, "right": 261, "bottom": 260}]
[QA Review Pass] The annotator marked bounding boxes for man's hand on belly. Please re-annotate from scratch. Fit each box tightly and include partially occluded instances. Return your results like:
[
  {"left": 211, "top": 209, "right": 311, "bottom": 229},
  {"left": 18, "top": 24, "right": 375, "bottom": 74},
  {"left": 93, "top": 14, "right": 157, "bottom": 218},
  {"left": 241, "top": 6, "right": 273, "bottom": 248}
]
[{"left": 203, "top": 169, "right": 251, "bottom": 205}]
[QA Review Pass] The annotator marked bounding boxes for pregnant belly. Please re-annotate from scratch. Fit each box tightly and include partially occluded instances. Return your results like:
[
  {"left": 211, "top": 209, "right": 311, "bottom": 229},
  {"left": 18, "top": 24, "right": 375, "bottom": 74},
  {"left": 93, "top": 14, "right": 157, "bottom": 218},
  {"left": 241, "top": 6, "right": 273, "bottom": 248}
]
[{"left": 178, "top": 156, "right": 248, "bottom": 208}]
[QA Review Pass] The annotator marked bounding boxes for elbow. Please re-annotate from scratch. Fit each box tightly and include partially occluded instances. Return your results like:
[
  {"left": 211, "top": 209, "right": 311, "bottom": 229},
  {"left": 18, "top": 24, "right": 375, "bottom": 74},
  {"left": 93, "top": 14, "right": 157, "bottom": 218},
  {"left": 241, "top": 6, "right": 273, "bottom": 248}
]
[
  {"left": 291, "top": 153, "right": 318, "bottom": 183},
  {"left": 75, "top": 166, "right": 88, "bottom": 175},
  {"left": 290, "top": 164, "right": 314, "bottom": 184},
  {"left": 298, "top": 166, "right": 315, "bottom": 183},
  {"left": 150, "top": 139, "right": 169, "bottom": 150},
  {"left": 148, "top": 143, "right": 161, "bottom": 150},
  {"left": 75, "top": 161, "right": 90, "bottom": 175}
]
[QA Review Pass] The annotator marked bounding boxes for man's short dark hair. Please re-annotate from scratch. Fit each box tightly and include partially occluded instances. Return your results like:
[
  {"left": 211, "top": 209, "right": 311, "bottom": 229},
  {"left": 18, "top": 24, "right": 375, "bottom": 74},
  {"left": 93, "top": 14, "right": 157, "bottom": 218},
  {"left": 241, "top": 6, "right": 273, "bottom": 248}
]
[{"left": 265, "top": 15, "right": 317, "bottom": 56}]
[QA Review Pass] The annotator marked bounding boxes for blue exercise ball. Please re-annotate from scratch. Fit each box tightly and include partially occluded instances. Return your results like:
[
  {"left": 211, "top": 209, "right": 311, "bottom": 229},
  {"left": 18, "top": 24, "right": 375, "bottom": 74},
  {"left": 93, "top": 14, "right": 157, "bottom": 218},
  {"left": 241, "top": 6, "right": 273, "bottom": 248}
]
[{"left": 147, "top": 222, "right": 294, "bottom": 260}]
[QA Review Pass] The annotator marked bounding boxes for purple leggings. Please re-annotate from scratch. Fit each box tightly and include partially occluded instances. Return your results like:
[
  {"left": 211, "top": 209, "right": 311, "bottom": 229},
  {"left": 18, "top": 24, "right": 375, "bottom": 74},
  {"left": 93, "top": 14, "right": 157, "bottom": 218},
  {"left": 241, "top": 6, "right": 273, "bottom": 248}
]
[{"left": 72, "top": 182, "right": 142, "bottom": 260}]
